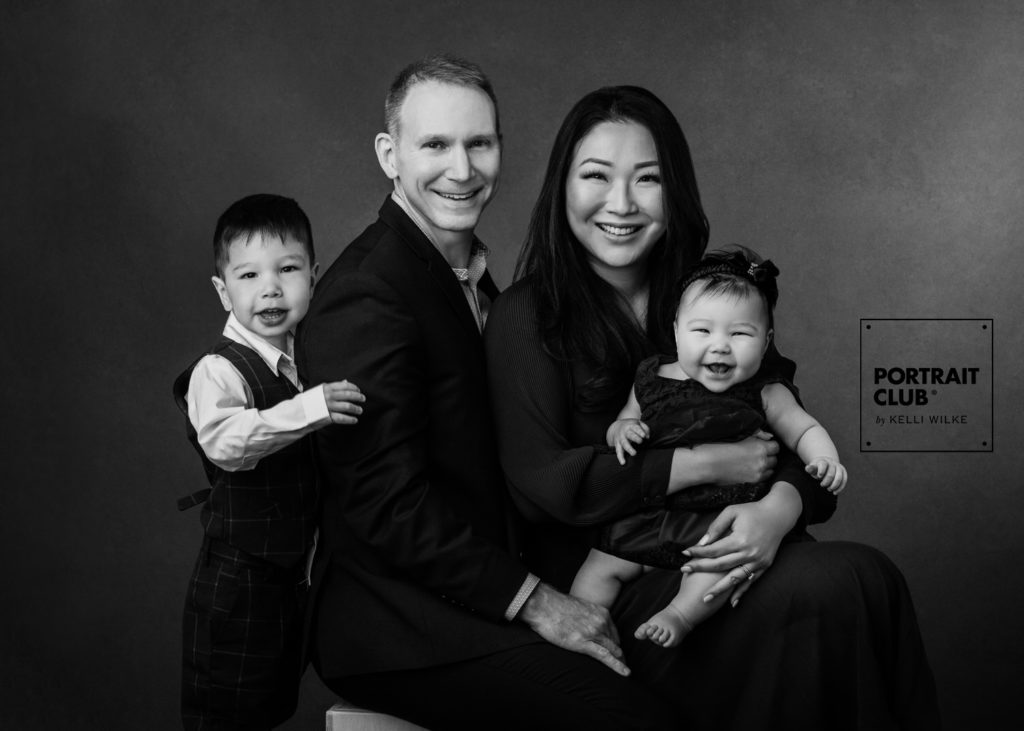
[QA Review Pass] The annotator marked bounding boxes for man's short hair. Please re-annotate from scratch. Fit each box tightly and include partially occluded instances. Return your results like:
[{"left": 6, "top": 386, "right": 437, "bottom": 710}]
[
  {"left": 384, "top": 54, "right": 500, "bottom": 138},
  {"left": 212, "top": 194, "right": 314, "bottom": 277}
]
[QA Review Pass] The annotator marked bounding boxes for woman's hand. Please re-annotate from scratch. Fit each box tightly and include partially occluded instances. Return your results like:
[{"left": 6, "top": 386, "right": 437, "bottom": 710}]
[
  {"left": 668, "top": 431, "right": 779, "bottom": 495},
  {"left": 679, "top": 482, "right": 801, "bottom": 607},
  {"left": 708, "top": 431, "right": 779, "bottom": 485}
]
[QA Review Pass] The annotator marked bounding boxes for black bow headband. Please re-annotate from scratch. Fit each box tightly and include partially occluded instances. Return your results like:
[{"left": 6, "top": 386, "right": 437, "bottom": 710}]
[{"left": 678, "top": 247, "right": 780, "bottom": 310}]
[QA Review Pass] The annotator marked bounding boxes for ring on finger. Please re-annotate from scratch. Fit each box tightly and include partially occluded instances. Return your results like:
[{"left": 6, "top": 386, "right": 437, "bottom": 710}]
[{"left": 739, "top": 565, "right": 755, "bottom": 582}]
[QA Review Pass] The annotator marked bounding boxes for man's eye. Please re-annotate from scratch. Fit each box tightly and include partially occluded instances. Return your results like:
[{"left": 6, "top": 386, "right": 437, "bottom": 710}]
[{"left": 424, "top": 140, "right": 446, "bottom": 150}]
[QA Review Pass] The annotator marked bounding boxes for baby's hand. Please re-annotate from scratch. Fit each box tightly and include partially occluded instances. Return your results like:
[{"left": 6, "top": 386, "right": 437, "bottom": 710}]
[
  {"left": 806, "top": 457, "right": 847, "bottom": 494},
  {"left": 322, "top": 380, "right": 365, "bottom": 425},
  {"left": 608, "top": 419, "right": 650, "bottom": 466}
]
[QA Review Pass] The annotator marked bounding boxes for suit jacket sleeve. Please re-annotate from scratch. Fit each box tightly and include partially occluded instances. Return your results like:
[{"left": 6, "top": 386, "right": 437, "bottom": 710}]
[{"left": 302, "top": 271, "right": 529, "bottom": 622}]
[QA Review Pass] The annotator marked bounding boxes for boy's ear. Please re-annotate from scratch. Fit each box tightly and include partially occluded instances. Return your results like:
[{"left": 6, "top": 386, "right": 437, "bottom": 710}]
[
  {"left": 211, "top": 276, "right": 232, "bottom": 313},
  {"left": 763, "top": 328, "right": 774, "bottom": 355},
  {"left": 309, "top": 262, "right": 320, "bottom": 293},
  {"left": 375, "top": 132, "right": 399, "bottom": 180}
]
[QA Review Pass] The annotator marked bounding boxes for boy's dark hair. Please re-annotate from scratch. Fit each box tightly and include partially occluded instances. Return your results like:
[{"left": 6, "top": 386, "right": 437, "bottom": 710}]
[
  {"left": 213, "top": 194, "right": 314, "bottom": 277},
  {"left": 384, "top": 54, "right": 499, "bottom": 138}
]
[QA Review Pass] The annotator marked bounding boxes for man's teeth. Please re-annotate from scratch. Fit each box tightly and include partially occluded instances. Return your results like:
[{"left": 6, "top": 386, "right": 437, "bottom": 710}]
[
  {"left": 598, "top": 224, "right": 641, "bottom": 236},
  {"left": 439, "top": 191, "right": 476, "bottom": 200}
]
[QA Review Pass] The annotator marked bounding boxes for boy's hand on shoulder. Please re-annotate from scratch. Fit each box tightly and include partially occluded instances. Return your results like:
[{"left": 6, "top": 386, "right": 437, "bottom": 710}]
[
  {"left": 322, "top": 380, "right": 365, "bottom": 425},
  {"left": 607, "top": 419, "right": 650, "bottom": 466},
  {"left": 805, "top": 457, "right": 847, "bottom": 494}
]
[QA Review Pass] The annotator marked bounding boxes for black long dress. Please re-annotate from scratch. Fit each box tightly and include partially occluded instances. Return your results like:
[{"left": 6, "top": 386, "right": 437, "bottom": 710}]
[{"left": 486, "top": 278, "right": 941, "bottom": 731}]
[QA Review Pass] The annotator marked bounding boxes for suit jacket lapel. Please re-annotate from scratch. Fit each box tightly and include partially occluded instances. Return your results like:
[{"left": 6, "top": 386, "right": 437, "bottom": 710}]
[{"left": 379, "top": 197, "right": 491, "bottom": 339}]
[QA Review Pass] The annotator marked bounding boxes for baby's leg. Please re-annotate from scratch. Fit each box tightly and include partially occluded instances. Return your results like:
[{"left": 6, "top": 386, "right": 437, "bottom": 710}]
[
  {"left": 635, "top": 570, "right": 729, "bottom": 648},
  {"left": 571, "top": 549, "right": 644, "bottom": 608}
]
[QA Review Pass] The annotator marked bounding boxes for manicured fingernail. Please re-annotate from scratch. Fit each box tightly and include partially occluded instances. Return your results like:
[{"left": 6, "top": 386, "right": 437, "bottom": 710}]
[
  {"left": 680, "top": 565, "right": 692, "bottom": 574},
  {"left": 703, "top": 594, "right": 714, "bottom": 603},
  {"left": 681, "top": 549, "right": 692, "bottom": 557},
  {"left": 698, "top": 534, "right": 709, "bottom": 546}
]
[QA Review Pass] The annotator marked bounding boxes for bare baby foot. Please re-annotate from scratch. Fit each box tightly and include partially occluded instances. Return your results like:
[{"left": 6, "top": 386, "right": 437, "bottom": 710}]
[{"left": 634, "top": 605, "right": 694, "bottom": 648}]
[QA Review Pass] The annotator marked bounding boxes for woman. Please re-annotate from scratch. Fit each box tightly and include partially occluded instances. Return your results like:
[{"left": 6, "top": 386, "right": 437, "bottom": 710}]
[{"left": 485, "top": 86, "right": 940, "bottom": 730}]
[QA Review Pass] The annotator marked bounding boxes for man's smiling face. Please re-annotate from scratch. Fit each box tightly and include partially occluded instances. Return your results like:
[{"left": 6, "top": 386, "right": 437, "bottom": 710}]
[{"left": 381, "top": 81, "right": 500, "bottom": 245}]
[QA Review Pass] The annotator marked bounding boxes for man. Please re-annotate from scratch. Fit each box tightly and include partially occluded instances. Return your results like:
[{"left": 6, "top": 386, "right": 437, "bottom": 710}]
[{"left": 298, "top": 55, "right": 675, "bottom": 729}]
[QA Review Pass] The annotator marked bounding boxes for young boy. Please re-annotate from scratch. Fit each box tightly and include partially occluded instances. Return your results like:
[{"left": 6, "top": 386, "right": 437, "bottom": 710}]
[{"left": 173, "top": 194, "right": 364, "bottom": 730}]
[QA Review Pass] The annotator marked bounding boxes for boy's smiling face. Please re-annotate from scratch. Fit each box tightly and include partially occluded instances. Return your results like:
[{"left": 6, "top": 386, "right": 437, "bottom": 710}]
[{"left": 211, "top": 232, "right": 317, "bottom": 351}]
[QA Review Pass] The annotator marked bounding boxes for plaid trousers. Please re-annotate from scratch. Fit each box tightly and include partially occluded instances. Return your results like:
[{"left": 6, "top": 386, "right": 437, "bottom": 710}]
[{"left": 181, "top": 537, "right": 307, "bottom": 730}]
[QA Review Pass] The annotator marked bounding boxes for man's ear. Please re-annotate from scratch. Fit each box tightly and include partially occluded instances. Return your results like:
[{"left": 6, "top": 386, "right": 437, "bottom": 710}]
[
  {"left": 211, "top": 276, "right": 232, "bottom": 312},
  {"left": 375, "top": 132, "right": 399, "bottom": 180}
]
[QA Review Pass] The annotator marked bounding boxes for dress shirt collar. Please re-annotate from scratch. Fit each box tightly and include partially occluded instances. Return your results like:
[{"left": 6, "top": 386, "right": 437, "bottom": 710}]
[
  {"left": 222, "top": 312, "right": 295, "bottom": 378},
  {"left": 390, "top": 190, "right": 488, "bottom": 271}
]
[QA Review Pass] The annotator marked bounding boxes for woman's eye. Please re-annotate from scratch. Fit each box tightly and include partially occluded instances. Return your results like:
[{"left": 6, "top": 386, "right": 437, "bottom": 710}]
[
  {"left": 638, "top": 173, "right": 661, "bottom": 184},
  {"left": 581, "top": 171, "right": 607, "bottom": 181}
]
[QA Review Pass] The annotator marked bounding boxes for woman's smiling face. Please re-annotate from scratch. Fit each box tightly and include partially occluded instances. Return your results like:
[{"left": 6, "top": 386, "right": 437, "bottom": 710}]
[{"left": 565, "top": 120, "right": 665, "bottom": 283}]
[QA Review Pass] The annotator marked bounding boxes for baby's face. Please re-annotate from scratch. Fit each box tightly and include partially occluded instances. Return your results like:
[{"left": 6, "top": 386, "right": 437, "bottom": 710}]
[
  {"left": 211, "top": 233, "right": 316, "bottom": 351},
  {"left": 673, "top": 288, "right": 771, "bottom": 392}
]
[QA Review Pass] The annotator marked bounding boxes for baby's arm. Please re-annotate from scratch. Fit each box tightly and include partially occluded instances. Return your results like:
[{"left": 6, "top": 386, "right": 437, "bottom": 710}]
[
  {"left": 761, "top": 382, "right": 847, "bottom": 494},
  {"left": 605, "top": 387, "right": 651, "bottom": 466},
  {"left": 187, "top": 354, "right": 364, "bottom": 471}
]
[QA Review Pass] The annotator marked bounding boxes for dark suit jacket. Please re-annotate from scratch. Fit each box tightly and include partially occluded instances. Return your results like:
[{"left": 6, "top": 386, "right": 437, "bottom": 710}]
[{"left": 297, "top": 197, "right": 540, "bottom": 679}]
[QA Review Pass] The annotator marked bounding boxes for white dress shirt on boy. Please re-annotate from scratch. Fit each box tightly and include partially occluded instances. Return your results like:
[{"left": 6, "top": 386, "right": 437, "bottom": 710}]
[{"left": 186, "top": 312, "right": 330, "bottom": 472}]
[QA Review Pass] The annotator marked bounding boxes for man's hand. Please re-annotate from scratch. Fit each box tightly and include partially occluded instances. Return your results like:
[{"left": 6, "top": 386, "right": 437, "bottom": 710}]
[{"left": 518, "top": 582, "right": 630, "bottom": 676}]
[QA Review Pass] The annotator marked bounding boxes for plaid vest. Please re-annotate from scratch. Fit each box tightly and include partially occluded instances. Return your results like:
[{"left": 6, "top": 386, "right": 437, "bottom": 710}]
[{"left": 173, "top": 337, "right": 318, "bottom": 568}]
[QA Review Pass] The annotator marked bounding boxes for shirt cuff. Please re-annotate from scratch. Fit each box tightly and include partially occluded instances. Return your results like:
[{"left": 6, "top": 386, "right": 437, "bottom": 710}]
[
  {"left": 504, "top": 573, "right": 541, "bottom": 621},
  {"left": 299, "top": 383, "right": 331, "bottom": 426}
]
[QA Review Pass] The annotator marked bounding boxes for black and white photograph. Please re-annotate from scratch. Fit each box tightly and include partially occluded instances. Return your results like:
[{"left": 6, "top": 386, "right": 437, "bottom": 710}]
[{"left": 3, "top": 1, "right": 1022, "bottom": 729}]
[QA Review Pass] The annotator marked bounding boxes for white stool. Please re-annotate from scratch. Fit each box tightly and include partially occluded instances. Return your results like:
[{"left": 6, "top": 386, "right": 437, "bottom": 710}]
[{"left": 326, "top": 700, "right": 430, "bottom": 731}]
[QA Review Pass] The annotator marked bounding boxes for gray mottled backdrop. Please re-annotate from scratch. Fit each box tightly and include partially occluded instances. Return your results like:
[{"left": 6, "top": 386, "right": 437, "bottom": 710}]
[{"left": 3, "top": 1, "right": 1022, "bottom": 728}]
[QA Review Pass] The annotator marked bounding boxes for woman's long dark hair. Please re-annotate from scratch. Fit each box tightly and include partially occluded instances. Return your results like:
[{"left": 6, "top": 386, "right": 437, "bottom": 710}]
[{"left": 515, "top": 86, "right": 710, "bottom": 410}]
